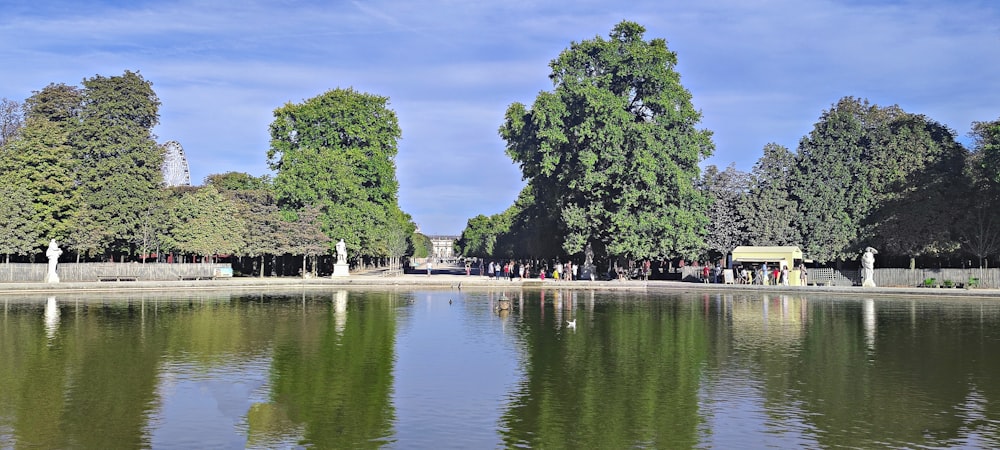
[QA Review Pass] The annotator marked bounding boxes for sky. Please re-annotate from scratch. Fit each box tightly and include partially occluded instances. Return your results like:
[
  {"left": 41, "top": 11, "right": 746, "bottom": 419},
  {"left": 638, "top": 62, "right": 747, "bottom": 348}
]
[{"left": 2, "top": 0, "right": 999, "bottom": 235}]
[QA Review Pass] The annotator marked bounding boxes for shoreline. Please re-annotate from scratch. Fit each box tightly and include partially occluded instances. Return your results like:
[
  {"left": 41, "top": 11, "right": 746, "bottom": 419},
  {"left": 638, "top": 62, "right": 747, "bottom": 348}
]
[{"left": 2, "top": 270, "right": 1000, "bottom": 300}]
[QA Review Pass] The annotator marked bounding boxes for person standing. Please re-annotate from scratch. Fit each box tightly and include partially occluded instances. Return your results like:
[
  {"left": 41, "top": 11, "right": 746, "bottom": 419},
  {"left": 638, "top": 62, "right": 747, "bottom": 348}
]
[
  {"left": 781, "top": 265, "right": 789, "bottom": 286},
  {"left": 799, "top": 263, "right": 808, "bottom": 286},
  {"left": 426, "top": 260, "right": 433, "bottom": 276}
]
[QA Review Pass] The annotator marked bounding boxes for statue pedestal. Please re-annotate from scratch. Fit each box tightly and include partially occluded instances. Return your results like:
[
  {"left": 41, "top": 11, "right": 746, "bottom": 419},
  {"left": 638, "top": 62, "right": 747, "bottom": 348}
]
[
  {"left": 331, "top": 263, "right": 350, "bottom": 278},
  {"left": 579, "top": 265, "right": 597, "bottom": 281},
  {"left": 862, "top": 277, "right": 876, "bottom": 287}
]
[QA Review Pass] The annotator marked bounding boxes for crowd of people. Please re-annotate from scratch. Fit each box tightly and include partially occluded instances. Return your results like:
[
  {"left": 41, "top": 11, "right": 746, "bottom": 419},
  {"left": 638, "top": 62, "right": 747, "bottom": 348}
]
[
  {"left": 465, "top": 259, "right": 580, "bottom": 281},
  {"left": 455, "top": 257, "right": 810, "bottom": 285}
]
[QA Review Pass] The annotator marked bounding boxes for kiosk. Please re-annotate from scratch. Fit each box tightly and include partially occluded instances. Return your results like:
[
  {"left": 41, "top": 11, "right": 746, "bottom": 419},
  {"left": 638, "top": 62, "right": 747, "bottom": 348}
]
[{"left": 731, "top": 246, "right": 805, "bottom": 286}]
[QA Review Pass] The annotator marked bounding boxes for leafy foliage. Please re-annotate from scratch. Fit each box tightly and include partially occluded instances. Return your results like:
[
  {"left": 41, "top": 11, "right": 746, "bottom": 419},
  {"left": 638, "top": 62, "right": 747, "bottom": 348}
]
[
  {"left": 170, "top": 186, "right": 246, "bottom": 260},
  {"left": 0, "top": 182, "right": 39, "bottom": 261},
  {"left": 498, "top": 21, "right": 713, "bottom": 261},
  {"left": 72, "top": 71, "right": 164, "bottom": 257},
  {"left": 268, "top": 88, "right": 411, "bottom": 263},
  {"left": 758, "top": 97, "right": 967, "bottom": 264},
  {"left": 741, "top": 144, "right": 801, "bottom": 247},
  {"left": 700, "top": 164, "right": 749, "bottom": 259}
]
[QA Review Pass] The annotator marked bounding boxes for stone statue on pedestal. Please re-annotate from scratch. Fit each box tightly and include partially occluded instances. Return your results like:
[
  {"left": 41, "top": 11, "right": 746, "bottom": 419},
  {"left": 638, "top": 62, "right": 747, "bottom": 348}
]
[
  {"left": 336, "top": 239, "right": 347, "bottom": 264},
  {"left": 45, "top": 239, "right": 62, "bottom": 283},
  {"left": 861, "top": 247, "right": 878, "bottom": 287},
  {"left": 332, "top": 239, "right": 350, "bottom": 278}
]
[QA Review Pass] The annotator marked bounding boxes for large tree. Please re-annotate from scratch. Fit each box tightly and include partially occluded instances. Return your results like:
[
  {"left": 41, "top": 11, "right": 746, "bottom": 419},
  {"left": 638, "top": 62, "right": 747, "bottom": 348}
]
[
  {"left": 742, "top": 143, "right": 801, "bottom": 247},
  {"left": 700, "top": 164, "right": 749, "bottom": 261},
  {"left": 0, "top": 84, "right": 83, "bottom": 245},
  {"left": 71, "top": 71, "right": 164, "bottom": 259},
  {"left": 267, "top": 88, "right": 409, "bottom": 264},
  {"left": 957, "top": 117, "right": 1000, "bottom": 267},
  {"left": 170, "top": 186, "right": 246, "bottom": 262},
  {"left": 793, "top": 97, "right": 965, "bottom": 264},
  {"left": 499, "top": 21, "right": 714, "bottom": 262},
  {"left": 0, "top": 182, "right": 40, "bottom": 262}
]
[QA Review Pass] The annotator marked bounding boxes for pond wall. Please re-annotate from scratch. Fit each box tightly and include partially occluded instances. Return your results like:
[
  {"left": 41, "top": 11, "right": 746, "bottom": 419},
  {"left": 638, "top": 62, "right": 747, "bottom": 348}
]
[{"left": 0, "top": 263, "right": 231, "bottom": 282}]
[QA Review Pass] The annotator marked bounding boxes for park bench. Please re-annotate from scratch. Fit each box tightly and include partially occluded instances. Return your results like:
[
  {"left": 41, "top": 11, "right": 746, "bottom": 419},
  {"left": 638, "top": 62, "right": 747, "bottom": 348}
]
[{"left": 97, "top": 275, "right": 138, "bottom": 282}]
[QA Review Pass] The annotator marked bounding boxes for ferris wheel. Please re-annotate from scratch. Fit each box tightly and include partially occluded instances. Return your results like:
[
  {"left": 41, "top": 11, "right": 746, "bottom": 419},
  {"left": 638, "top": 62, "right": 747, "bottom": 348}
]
[{"left": 161, "top": 140, "right": 191, "bottom": 187}]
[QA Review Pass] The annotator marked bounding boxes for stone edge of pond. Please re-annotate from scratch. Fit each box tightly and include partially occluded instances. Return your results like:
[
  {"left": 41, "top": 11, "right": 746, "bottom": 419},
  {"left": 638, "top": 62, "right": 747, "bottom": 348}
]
[{"left": 1, "top": 274, "right": 1000, "bottom": 300}]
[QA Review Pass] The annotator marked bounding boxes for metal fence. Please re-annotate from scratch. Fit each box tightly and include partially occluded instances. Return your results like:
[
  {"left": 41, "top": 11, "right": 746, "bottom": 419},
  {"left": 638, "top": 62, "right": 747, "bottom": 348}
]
[{"left": 0, "top": 263, "right": 231, "bottom": 283}]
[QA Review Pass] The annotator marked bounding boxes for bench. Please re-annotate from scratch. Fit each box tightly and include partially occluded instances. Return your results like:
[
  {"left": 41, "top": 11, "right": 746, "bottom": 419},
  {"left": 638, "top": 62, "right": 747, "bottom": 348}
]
[{"left": 97, "top": 275, "right": 138, "bottom": 282}]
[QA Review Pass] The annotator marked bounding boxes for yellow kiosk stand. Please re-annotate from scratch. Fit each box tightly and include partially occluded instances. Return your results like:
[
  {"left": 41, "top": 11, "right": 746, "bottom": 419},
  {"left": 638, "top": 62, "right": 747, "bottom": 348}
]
[{"left": 731, "top": 246, "right": 805, "bottom": 286}]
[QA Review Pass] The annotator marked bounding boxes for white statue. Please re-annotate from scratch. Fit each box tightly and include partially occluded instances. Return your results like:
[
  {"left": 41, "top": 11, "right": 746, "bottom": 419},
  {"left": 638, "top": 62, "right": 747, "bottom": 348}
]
[
  {"left": 336, "top": 239, "right": 347, "bottom": 265},
  {"left": 861, "top": 247, "right": 878, "bottom": 287},
  {"left": 45, "top": 239, "right": 62, "bottom": 283}
]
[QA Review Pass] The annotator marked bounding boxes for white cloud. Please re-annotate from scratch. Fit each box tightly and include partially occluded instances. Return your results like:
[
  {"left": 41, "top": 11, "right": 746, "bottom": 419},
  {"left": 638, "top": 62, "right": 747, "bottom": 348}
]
[{"left": 2, "top": 0, "right": 998, "bottom": 233}]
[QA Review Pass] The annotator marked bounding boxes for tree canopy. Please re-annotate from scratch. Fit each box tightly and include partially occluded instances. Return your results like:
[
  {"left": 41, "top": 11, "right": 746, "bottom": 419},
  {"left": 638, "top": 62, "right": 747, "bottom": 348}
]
[
  {"left": 496, "top": 20, "right": 713, "bottom": 262},
  {"left": 268, "top": 88, "right": 413, "bottom": 264}
]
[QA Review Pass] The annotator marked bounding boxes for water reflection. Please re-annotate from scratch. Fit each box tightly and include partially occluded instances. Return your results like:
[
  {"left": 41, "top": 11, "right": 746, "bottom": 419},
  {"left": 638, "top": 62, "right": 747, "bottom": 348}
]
[
  {"left": 44, "top": 296, "right": 58, "bottom": 342},
  {"left": 1, "top": 290, "right": 999, "bottom": 448}
]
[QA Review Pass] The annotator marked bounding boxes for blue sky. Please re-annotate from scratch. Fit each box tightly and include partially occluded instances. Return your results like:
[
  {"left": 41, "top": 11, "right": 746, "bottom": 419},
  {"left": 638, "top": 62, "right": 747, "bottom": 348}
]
[{"left": 2, "top": 0, "right": 998, "bottom": 235}]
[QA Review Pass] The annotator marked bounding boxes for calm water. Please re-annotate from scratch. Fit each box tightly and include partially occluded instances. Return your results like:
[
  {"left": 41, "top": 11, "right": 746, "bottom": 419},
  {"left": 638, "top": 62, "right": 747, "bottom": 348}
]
[{"left": 2, "top": 288, "right": 1000, "bottom": 449}]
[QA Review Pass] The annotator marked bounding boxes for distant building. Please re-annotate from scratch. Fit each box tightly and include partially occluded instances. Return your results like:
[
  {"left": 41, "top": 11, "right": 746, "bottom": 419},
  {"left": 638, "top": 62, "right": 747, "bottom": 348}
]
[
  {"left": 427, "top": 235, "right": 459, "bottom": 260},
  {"left": 161, "top": 140, "right": 191, "bottom": 187}
]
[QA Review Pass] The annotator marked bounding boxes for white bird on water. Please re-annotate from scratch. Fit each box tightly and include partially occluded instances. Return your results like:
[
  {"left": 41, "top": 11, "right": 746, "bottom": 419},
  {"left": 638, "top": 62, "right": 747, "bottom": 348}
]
[{"left": 567, "top": 319, "right": 577, "bottom": 329}]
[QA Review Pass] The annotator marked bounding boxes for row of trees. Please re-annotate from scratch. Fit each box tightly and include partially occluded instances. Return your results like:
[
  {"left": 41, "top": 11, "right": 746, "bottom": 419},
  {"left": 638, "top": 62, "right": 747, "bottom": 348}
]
[
  {"left": 0, "top": 72, "right": 423, "bottom": 273},
  {"left": 700, "top": 99, "right": 1000, "bottom": 269},
  {"left": 456, "top": 21, "right": 1000, "bottom": 269}
]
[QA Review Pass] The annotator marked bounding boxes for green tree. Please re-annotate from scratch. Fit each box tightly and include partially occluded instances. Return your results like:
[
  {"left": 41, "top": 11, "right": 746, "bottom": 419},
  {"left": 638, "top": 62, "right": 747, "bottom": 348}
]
[
  {"left": 499, "top": 21, "right": 713, "bottom": 262},
  {"left": 974, "top": 117, "right": 1000, "bottom": 184},
  {"left": 24, "top": 83, "right": 82, "bottom": 123},
  {"left": 205, "top": 171, "right": 272, "bottom": 191},
  {"left": 794, "top": 97, "right": 965, "bottom": 264},
  {"left": 72, "top": 71, "right": 164, "bottom": 259},
  {"left": 171, "top": 186, "right": 246, "bottom": 262},
  {"left": 284, "top": 205, "right": 332, "bottom": 276},
  {"left": 742, "top": 143, "right": 801, "bottom": 247},
  {"left": 957, "top": 118, "right": 1000, "bottom": 267},
  {"left": 0, "top": 84, "right": 83, "bottom": 245},
  {"left": 866, "top": 114, "right": 965, "bottom": 266},
  {"left": 63, "top": 201, "right": 109, "bottom": 262},
  {"left": 0, "top": 116, "right": 78, "bottom": 243},
  {"left": 457, "top": 214, "right": 502, "bottom": 257},
  {"left": 0, "top": 182, "right": 39, "bottom": 262},
  {"left": 410, "top": 232, "right": 432, "bottom": 259},
  {"left": 700, "top": 164, "right": 749, "bottom": 261},
  {"left": 267, "top": 88, "right": 408, "bottom": 263}
]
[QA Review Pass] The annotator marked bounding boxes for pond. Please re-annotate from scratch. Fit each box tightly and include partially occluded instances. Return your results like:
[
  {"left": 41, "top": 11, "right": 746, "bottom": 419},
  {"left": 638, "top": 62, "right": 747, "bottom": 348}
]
[{"left": 2, "top": 288, "right": 1000, "bottom": 448}]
